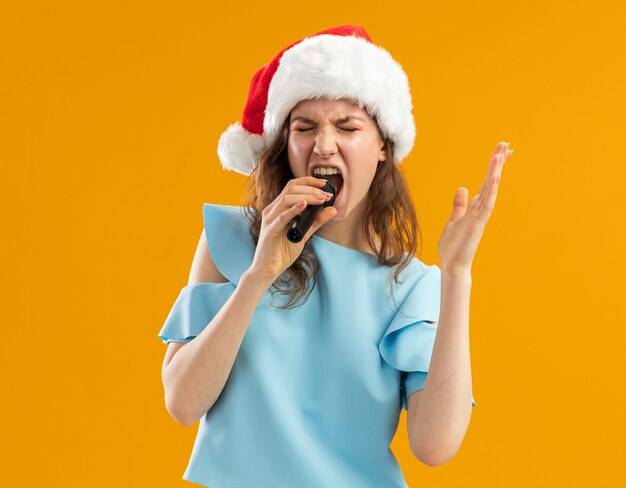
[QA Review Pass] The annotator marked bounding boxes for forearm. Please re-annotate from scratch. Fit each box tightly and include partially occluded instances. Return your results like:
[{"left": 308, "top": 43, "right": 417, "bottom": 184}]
[
  {"left": 163, "top": 269, "right": 274, "bottom": 425},
  {"left": 410, "top": 269, "right": 473, "bottom": 464}
]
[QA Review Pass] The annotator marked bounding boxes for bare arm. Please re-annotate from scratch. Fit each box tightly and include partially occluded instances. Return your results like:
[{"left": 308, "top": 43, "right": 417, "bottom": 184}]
[
  {"left": 161, "top": 228, "right": 274, "bottom": 426},
  {"left": 407, "top": 142, "right": 512, "bottom": 463},
  {"left": 161, "top": 180, "right": 337, "bottom": 426},
  {"left": 407, "top": 270, "right": 473, "bottom": 466}
]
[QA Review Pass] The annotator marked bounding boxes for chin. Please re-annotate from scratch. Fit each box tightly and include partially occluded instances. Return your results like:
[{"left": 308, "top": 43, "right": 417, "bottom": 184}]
[
  {"left": 326, "top": 212, "right": 342, "bottom": 224},
  {"left": 328, "top": 201, "right": 349, "bottom": 223}
]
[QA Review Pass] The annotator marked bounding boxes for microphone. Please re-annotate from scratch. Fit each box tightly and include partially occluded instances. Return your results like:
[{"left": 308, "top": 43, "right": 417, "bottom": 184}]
[{"left": 287, "top": 176, "right": 336, "bottom": 243}]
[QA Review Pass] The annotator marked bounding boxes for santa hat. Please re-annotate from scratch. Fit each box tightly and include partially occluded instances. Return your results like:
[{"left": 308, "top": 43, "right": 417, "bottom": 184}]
[{"left": 217, "top": 25, "right": 416, "bottom": 176}]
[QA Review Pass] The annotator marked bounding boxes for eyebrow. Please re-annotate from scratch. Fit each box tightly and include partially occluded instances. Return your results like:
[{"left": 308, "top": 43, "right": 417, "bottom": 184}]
[{"left": 290, "top": 116, "right": 364, "bottom": 125}]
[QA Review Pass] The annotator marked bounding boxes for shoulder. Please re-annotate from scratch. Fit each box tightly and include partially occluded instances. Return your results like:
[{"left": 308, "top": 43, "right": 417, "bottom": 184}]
[
  {"left": 188, "top": 227, "right": 229, "bottom": 285},
  {"left": 396, "top": 255, "right": 440, "bottom": 283},
  {"left": 199, "top": 203, "right": 256, "bottom": 285},
  {"left": 202, "top": 203, "right": 249, "bottom": 228}
]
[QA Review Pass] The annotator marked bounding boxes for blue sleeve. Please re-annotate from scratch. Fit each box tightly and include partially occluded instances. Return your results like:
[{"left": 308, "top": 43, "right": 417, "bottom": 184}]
[
  {"left": 157, "top": 203, "right": 255, "bottom": 344},
  {"left": 158, "top": 282, "right": 233, "bottom": 344},
  {"left": 378, "top": 264, "right": 476, "bottom": 410},
  {"left": 401, "top": 374, "right": 477, "bottom": 410}
]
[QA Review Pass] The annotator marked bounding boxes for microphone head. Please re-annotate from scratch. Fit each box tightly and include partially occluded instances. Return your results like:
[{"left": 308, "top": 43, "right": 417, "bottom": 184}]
[
  {"left": 286, "top": 175, "right": 336, "bottom": 244},
  {"left": 313, "top": 175, "right": 336, "bottom": 206}
]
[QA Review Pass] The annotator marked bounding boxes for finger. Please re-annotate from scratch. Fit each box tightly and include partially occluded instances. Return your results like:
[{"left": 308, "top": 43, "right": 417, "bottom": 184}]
[
  {"left": 479, "top": 142, "right": 514, "bottom": 208},
  {"left": 265, "top": 192, "right": 332, "bottom": 225},
  {"left": 268, "top": 177, "right": 327, "bottom": 210},
  {"left": 478, "top": 142, "right": 512, "bottom": 198},
  {"left": 478, "top": 153, "right": 501, "bottom": 198},
  {"left": 288, "top": 184, "right": 332, "bottom": 197},
  {"left": 449, "top": 187, "right": 469, "bottom": 222},
  {"left": 264, "top": 179, "right": 327, "bottom": 216},
  {"left": 265, "top": 177, "right": 331, "bottom": 222},
  {"left": 292, "top": 176, "right": 329, "bottom": 189},
  {"left": 491, "top": 142, "right": 508, "bottom": 171},
  {"left": 275, "top": 184, "right": 332, "bottom": 214},
  {"left": 491, "top": 141, "right": 508, "bottom": 158},
  {"left": 492, "top": 146, "right": 512, "bottom": 183},
  {"left": 271, "top": 198, "right": 312, "bottom": 233},
  {"left": 478, "top": 168, "right": 502, "bottom": 223},
  {"left": 478, "top": 156, "right": 500, "bottom": 209},
  {"left": 499, "top": 142, "right": 512, "bottom": 165}
]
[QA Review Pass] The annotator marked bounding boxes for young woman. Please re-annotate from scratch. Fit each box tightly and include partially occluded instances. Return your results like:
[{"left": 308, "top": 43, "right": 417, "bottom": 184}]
[{"left": 159, "top": 25, "right": 512, "bottom": 488}]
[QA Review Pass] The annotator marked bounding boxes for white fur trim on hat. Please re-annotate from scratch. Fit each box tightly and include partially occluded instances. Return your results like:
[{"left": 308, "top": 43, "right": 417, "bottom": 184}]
[
  {"left": 217, "top": 122, "right": 266, "bottom": 176},
  {"left": 265, "top": 34, "right": 415, "bottom": 164}
]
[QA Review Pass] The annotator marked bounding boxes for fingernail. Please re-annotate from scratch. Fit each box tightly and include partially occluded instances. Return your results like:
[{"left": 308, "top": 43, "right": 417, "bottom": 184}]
[{"left": 324, "top": 192, "right": 333, "bottom": 198}]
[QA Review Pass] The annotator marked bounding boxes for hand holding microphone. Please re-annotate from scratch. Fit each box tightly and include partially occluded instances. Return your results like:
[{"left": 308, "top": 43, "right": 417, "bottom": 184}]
[
  {"left": 287, "top": 176, "right": 335, "bottom": 243},
  {"left": 249, "top": 176, "right": 337, "bottom": 283}
]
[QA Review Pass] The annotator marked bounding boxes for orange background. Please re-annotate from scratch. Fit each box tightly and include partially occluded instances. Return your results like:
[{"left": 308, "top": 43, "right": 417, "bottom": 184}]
[{"left": 2, "top": 1, "right": 625, "bottom": 486}]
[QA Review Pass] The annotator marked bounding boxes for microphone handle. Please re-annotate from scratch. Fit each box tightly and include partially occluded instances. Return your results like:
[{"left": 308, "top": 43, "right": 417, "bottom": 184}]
[{"left": 286, "top": 177, "right": 336, "bottom": 243}]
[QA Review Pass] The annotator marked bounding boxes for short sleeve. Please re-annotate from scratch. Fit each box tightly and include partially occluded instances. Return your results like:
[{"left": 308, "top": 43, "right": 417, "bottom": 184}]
[
  {"left": 401, "top": 372, "right": 477, "bottom": 410},
  {"left": 378, "top": 264, "right": 476, "bottom": 410},
  {"left": 158, "top": 282, "right": 235, "bottom": 344},
  {"left": 157, "top": 203, "right": 256, "bottom": 344},
  {"left": 201, "top": 203, "right": 256, "bottom": 286}
]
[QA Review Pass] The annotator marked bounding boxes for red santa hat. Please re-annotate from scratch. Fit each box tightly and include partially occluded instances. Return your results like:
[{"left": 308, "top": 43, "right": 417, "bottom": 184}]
[{"left": 217, "top": 25, "right": 416, "bottom": 176}]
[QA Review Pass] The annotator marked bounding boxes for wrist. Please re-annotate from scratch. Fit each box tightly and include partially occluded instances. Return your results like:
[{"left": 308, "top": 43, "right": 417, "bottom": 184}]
[
  {"left": 242, "top": 268, "right": 277, "bottom": 289},
  {"left": 441, "top": 266, "right": 472, "bottom": 283}
]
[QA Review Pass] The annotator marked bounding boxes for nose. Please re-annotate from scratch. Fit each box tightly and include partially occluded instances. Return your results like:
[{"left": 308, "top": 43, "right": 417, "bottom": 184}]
[{"left": 313, "top": 129, "right": 337, "bottom": 159}]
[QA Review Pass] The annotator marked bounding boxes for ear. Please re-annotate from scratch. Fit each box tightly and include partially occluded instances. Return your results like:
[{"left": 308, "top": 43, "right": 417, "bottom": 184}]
[{"left": 378, "top": 140, "right": 388, "bottom": 163}]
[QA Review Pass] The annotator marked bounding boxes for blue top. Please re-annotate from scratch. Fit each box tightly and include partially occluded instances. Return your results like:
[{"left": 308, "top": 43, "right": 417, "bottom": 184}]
[{"left": 158, "top": 203, "right": 473, "bottom": 488}]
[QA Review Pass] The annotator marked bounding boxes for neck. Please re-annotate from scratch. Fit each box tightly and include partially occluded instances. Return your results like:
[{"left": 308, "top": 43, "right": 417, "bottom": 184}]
[{"left": 314, "top": 197, "right": 381, "bottom": 255}]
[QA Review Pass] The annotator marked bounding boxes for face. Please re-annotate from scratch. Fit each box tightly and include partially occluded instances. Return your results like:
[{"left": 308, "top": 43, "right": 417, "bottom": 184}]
[{"left": 287, "top": 98, "right": 387, "bottom": 222}]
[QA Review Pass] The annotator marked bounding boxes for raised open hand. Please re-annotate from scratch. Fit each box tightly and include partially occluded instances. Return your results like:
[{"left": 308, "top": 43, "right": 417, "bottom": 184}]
[{"left": 437, "top": 141, "right": 513, "bottom": 275}]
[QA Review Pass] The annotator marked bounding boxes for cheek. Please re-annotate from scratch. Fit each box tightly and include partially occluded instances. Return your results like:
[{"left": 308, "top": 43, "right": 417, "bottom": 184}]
[
  {"left": 346, "top": 138, "right": 381, "bottom": 167},
  {"left": 287, "top": 138, "right": 308, "bottom": 175},
  {"left": 346, "top": 136, "right": 377, "bottom": 154},
  {"left": 288, "top": 137, "right": 306, "bottom": 159}
]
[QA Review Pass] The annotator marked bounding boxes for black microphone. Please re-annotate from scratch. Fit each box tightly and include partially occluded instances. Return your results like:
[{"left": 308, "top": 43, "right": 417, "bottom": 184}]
[{"left": 287, "top": 176, "right": 336, "bottom": 243}]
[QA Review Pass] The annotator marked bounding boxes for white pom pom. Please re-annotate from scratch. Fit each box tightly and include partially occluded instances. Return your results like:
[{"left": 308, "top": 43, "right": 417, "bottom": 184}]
[{"left": 217, "top": 123, "right": 267, "bottom": 176}]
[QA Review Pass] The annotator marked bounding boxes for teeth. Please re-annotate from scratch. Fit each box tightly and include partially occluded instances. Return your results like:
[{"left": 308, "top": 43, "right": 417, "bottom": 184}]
[{"left": 313, "top": 167, "right": 341, "bottom": 176}]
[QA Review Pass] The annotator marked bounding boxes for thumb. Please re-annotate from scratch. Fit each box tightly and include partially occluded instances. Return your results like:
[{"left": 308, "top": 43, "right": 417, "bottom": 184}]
[
  {"left": 449, "top": 187, "right": 468, "bottom": 222},
  {"left": 303, "top": 206, "right": 338, "bottom": 241}
]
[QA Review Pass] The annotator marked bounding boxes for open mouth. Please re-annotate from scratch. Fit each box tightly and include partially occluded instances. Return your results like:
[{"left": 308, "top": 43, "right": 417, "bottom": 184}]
[{"left": 317, "top": 173, "right": 344, "bottom": 200}]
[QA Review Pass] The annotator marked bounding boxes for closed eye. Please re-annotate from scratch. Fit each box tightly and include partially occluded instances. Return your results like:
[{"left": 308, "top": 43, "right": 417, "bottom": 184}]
[{"left": 294, "top": 128, "right": 357, "bottom": 132}]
